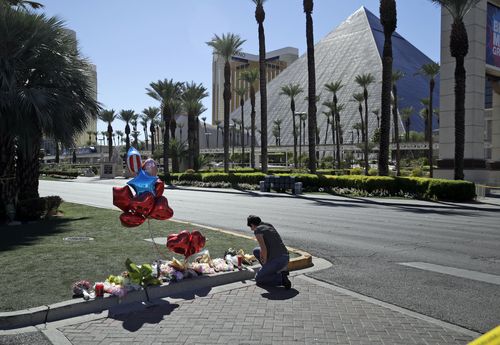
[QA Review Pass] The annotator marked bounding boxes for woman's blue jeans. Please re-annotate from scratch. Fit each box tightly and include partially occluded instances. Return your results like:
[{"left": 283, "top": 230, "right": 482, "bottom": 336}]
[{"left": 253, "top": 247, "right": 289, "bottom": 286}]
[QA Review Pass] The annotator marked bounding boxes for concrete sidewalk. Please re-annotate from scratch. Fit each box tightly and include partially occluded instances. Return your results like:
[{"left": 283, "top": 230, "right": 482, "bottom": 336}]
[{"left": 1, "top": 260, "right": 479, "bottom": 345}]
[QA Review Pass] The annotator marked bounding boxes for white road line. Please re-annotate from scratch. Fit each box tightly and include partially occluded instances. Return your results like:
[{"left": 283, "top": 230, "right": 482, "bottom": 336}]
[{"left": 399, "top": 262, "right": 500, "bottom": 286}]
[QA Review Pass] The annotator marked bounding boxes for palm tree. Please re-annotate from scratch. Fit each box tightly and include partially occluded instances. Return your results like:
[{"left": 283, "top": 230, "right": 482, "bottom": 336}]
[
  {"left": 1, "top": 9, "right": 99, "bottom": 207},
  {"left": 272, "top": 126, "right": 280, "bottom": 146},
  {"left": 273, "top": 118, "right": 283, "bottom": 146},
  {"left": 177, "top": 122, "right": 185, "bottom": 141},
  {"left": 392, "top": 70, "right": 405, "bottom": 176},
  {"left": 140, "top": 115, "right": 149, "bottom": 150},
  {"left": 3, "top": 0, "right": 43, "bottom": 10},
  {"left": 322, "top": 111, "right": 331, "bottom": 159},
  {"left": 400, "top": 107, "right": 413, "bottom": 142},
  {"left": 215, "top": 120, "right": 222, "bottom": 148},
  {"left": 142, "top": 107, "right": 159, "bottom": 154},
  {"left": 182, "top": 82, "right": 208, "bottom": 171},
  {"left": 280, "top": 83, "right": 303, "bottom": 168},
  {"left": 325, "top": 80, "right": 344, "bottom": 169},
  {"left": 100, "top": 131, "right": 107, "bottom": 146},
  {"left": 334, "top": 103, "right": 346, "bottom": 167},
  {"left": 116, "top": 130, "right": 124, "bottom": 147},
  {"left": 206, "top": 33, "right": 246, "bottom": 173},
  {"left": 146, "top": 79, "right": 184, "bottom": 173},
  {"left": 240, "top": 68, "right": 259, "bottom": 168},
  {"left": 234, "top": 86, "right": 248, "bottom": 164},
  {"left": 304, "top": 0, "right": 317, "bottom": 173},
  {"left": 417, "top": 61, "right": 440, "bottom": 178},
  {"left": 98, "top": 110, "right": 116, "bottom": 161},
  {"left": 353, "top": 123, "right": 362, "bottom": 144},
  {"left": 379, "top": 0, "right": 397, "bottom": 176},
  {"left": 372, "top": 109, "right": 380, "bottom": 129},
  {"left": 118, "top": 109, "right": 135, "bottom": 152},
  {"left": 420, "top": 98, "right": 431, "bottom": 141},
  {"left": 352, "top": 93, "right": 366, "bottom": 142},
  {"left": 231, "top": 118, "right": 240, "bottom": 158},
  {"left": 430, "top": 0, "right": 479, "bottom": 179},
  {"left": 355, "top": 73, "right": 375, "bottom": 175},
  {"left": 201, "top": 116, "right": 209, "bottom": 148},
  {"left": 245, "top": 125, "right": 251, "bottom": 149},
  {"left": 130, "top": 113, "right": 139, "bottom": 147},
  {"left": 252, "top": 0, "right": 269, "bottom": 172}
]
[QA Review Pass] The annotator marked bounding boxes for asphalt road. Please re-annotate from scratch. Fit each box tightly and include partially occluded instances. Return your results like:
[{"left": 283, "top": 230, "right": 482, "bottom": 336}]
[{"left": 39, "top": 178, "right": 500, "bottom": 333}]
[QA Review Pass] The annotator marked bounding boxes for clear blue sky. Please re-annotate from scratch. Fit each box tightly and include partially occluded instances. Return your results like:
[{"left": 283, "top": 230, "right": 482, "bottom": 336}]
[{"left": 40, "top": 0, "right": 441, "bottom": 136}]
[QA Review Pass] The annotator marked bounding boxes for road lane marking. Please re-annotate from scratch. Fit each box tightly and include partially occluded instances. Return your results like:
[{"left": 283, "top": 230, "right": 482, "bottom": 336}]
[{"left": 399, "top": 262, "right": 500, "bottom": 286}]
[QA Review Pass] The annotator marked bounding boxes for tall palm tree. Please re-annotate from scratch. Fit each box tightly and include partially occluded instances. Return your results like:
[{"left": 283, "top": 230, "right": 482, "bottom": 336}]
[
  {"left": 372, "top": 109, "right": 380, "bottom": 129},
  {"left": 170, "top": 99, "right": 183, "bottom": 140},
  {"left": 420, "top": 98, "right": 431, "bottom": 141},
  {"left": 3, "top": 0, "right": 43, "bottom": 10},
  {"left": 273, "top": 118, "right": 283, "bottom": 146},
  {"left": 400, "top": 107, "right": 413, "bottom": 142},
  {"left": 98, "top": 110, "right": 117, "bottom": 161},
  {"left": 280, "top": 83, "right": 303, "bottom": 168},
  {"left": 352, "top": 93, "right": 366, "bottom": 142},
  {"left": 245, "top": 125, "right": 251, "bottom": 149},
  {"left": 355, "top": 73, "right": 375, "bottom": 175},
  {"left": 118, "top": 109, "right": 135, "bottom": 152},
  {"left": 252, "top": 0, "right": 269, "bottom": 173},
  {"left": 379, "top": 0, "right": 397, "bottom": 176},
  {"left": 130, "top": 113, "right": 139, "bottom": 147},
  {"left": 392, "top": 70, "right": 405, "bottom": 176},
  {"left": 115, "top": 130, "right": 124, "bottom": 147},
  {"left": 142, "top": 107, "right": 159, "bottom": 155},
  {"left": 240, "top": 68, "right": 259, "bottom": 168},
  {"left": 140, "top": 115, "right": 149, "bottom": 150},
  {"left": 417, "top": 61, "right": 440, "bottom": 178},
  {"left": 234, "top": 86, "right": 248, "bottom": 164},
  {"left": 353, "top": 123, "right": 363, "bottom": 144},
  {"left": 325, "top": 81, "right": 344, "bottom": 169},
  {"left": 334, "top": 103, "right": 346, "bottom": 168},
  {"left": 182, "top": 82, "right": 208, "bottom": 171},
  {"left": 146, "top": 79, "right": 184, "bottom": 174},
  {"left": 215, "top": 120, "right": 222, "bottom": 148},
  {"left": 1, "top": 8, "right": 99, "bottom": 207},
  {"left": 100, "top": 131, "right": 108, "bottom": 146},
  {"left": 304, "top": 0, "right": 317, "bottom": 173},
  {"left": 430, "top": 0, "right": 479, "bottom": 179},
  {"left": 272, "top": 126, "right": 280, "bottom": 146},
  {"left": 206, "top": 33, "right": 246, "bottom": 173}
]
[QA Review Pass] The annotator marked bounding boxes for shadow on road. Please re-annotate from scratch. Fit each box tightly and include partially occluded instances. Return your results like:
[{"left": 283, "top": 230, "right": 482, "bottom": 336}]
[{"left": 110, "top": 300, "right": 179, "bottom": 332}]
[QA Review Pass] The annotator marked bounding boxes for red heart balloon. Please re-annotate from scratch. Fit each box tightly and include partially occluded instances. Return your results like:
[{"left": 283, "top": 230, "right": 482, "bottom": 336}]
[
  {"left": 113, "top": 186, "right": 133, "bottom": 212},
  {"left": 167, "top": 231, "right": 191, "bottom": 257},
  {"left": 120, "top": 212, "right": 146, "bottom": 227},
  {"left": 149, "top": 196, "right": 173, "bottom": 220},
  {"left": 166, "top": 230, "right": 206, "bottom": 258},
  {"left": 155, "top": 179, "right": 164, "bottom": 197},
  {"left": 129, "top": 192, "right": 155, "bottom": 217}
]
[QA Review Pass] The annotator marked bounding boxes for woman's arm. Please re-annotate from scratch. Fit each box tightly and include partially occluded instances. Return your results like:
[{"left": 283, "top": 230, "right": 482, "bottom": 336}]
[{"left": 255, "top": 234, "right": 267, "bottom": 264}]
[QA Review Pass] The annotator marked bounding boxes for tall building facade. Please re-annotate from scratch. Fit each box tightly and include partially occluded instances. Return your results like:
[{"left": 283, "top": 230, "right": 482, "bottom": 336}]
[
  {"left": 211, "top": 47, "right": 298, "bottom": 125},
  {"left": 436, "top": 0, "right": 500, "bottom": 185}
]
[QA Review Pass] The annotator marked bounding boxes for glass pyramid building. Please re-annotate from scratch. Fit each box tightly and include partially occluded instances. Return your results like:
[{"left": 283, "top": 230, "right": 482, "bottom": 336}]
[{"left": 229, "top": 6, "right": 439, "bottom": 146}]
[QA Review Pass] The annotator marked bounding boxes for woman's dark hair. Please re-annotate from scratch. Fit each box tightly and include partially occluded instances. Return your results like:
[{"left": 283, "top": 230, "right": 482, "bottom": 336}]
[{"left": 247, "top": 215, "right": 262, "bottom": 227}]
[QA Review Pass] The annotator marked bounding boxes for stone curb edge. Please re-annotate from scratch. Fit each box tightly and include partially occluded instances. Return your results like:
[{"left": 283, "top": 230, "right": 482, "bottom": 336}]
[{"left": 0, "top": 221, "right": 313, "bottom": 331}]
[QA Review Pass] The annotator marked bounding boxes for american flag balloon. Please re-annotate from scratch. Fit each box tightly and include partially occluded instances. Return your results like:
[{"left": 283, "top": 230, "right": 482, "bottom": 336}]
[{"left": 126, "top": 147, "right": 142, "bottom": 174}]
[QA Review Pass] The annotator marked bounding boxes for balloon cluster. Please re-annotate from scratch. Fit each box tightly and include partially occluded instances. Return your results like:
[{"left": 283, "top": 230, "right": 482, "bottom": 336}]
[
  {"left": 166, "top": 230, "right": 206, "bottom": 260},
  {"left": 113, "top": 147, "right": 173, "bottom": 227}
]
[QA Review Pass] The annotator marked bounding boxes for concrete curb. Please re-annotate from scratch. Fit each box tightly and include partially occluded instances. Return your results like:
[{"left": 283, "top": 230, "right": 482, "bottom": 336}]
[{"left": 0, "top": 252, "right": 314, "bottom": 331}]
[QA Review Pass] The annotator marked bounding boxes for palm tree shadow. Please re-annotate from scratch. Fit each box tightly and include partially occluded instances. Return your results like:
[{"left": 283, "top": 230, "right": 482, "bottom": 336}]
[
  {"left": 166, "top": 286, "right": 211, "bottom": 300},
  {"left": 0, "top": 217, "right": 89, "bottom": 252},
  {"left": 110, "top": 300, "right": 179, "bottom": 332},
  {"left": 258, "top": 285, "right": 299, "bottom": 300}
]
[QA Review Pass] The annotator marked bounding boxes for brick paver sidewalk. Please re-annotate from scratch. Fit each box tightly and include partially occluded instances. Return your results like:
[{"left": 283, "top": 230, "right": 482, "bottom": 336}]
[{"left": 56, "top": 275, "right": 474, "bottom": 345}]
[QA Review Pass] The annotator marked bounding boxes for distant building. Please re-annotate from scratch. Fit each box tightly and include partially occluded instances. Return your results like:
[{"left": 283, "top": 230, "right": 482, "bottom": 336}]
[
  {"left": 229, "top": 7, "right": 438, "bottom": 148},
  {"left": 211, "top": 47, "right": 298, "bottom": 125}
]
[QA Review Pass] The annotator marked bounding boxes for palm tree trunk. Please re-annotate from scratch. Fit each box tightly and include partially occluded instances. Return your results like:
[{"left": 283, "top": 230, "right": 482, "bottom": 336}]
[
  {"left": 125, "top": 123, "right": 130, "bottom": 152},
  {"left": 258, "top": 20, "right": 268, "bottom": 173},
  {"left": 322, "top": 119, "right": 329, "bottom": 160},
  {"left": 170, "top": 117, "right": 176, "bottom": 140},
  {"left": 0, "top": 134, "right": 17, "bottom": 220},
  {"left": 331, "top": 120, "right": 336, "bottom": 166},
  {"left": 163, "top": 110, "right": 170, "bottom": 174},
  {"left": 305, "top": 2, "right": 317, "bottom": 173},
  {"left": 392, "top": 85, "right": 401, "bottom": 176},
  {"left": 107, "top": 124, "right": 113, "bottom": 161},
  {"left": 454, "top": 55, "right": 465, "bottom": 180},
  {"left": 188, "top": 114, "right": 195, "bottom": 169},
  {"left": 17, "top": 136, "right": 41, "bottom": 201},
  {"left": 240, "top": 101, "right": 245, "bottom": 167},
  {"left": 428, "top": 79, "right": 434, "bottom": 178},
  {"left": 223, "top": 61, "right": 231, "bottom": 173},
  {"left": 335, "top": 111, "right": 341, "bottom": 169},
  {"left": 55, "top": 141, "right": 60, "bottom": 163},
  {"left": 250, "top": 88, "right": 256, "bottom": 169},
  {"left": 379, "top": 31, "right": 393, "bottom": 176},
  {"left": 150, "top": 126, "right": 155, "bottom": 155},
  {"left": 363, "top": 91, "right": 369, "bottom": 175},
  {"left": 194, "top": 118, "right": 200, "bottom": 171},
  {"left": 291, "top": 100, "right": 298, "bottom": 168}
]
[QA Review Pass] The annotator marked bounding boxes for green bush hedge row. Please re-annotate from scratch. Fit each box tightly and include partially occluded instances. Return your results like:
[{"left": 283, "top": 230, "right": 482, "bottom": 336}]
[
  {"left": 160, "top": 172, "right": 475, "bottom": 201},
  {"left": 39, "top": 170, "right": 80, "bottom": 177}
]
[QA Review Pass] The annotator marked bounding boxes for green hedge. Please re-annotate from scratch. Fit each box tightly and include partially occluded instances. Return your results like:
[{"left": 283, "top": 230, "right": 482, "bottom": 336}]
[
  {"left": 159, "top": 172, "right": 475, "bottom": 201},
  {"left": 39, "top": 170, "right": 79, "bottom": 178}
]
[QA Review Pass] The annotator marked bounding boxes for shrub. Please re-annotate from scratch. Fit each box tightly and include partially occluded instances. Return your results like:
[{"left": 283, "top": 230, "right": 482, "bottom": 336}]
[
  {"left": 45, "top": 195, "right": 63, "bottom": 214},
  {"left": 350, "top": 168, "right": 363, "bottom": 175},
  {"left": 411, "top": 167, "right": 423, "bottom": 177},
  {"left": 368, "top": 168, "right": 378, "bottom": 176},
  {"left": 177, "top": 173, "right": 202, "bottom": 182},
  {"left": 425, "top": 179, "right": 476, "bottom": 202}
]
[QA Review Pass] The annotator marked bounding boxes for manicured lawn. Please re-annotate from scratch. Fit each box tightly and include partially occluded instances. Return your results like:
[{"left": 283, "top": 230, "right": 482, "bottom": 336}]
[{"left": 0, "top": 202, "right": 257, "bottom": 312}]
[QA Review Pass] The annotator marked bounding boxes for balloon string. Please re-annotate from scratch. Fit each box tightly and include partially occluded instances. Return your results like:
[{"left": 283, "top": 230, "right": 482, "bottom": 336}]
[{"left": 147, "top": 219, "right": 168, "bottom": 261}]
